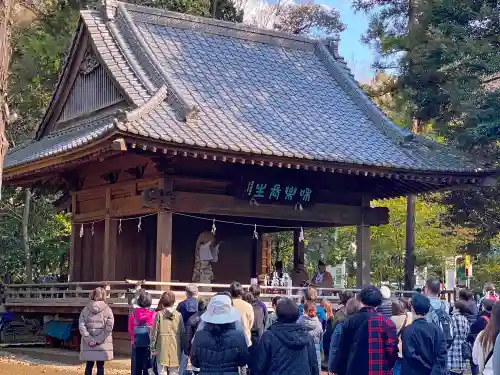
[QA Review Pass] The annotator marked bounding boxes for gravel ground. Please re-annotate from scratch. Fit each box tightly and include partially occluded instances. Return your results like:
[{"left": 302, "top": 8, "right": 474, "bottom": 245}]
[
  {"left": 0, "top": 350, "right": 129, "bottom": 375},
  {"left": 0, "top": 349, "right": 331, "bottom": 375}
]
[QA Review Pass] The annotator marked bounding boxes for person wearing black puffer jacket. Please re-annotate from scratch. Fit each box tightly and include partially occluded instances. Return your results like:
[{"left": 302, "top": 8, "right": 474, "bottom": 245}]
[
  {"left": 190, "top": 294, "right": 249, "bottom": 375},
  {"left": 253, "top": 297, "right": 319, "bottom": 375}
]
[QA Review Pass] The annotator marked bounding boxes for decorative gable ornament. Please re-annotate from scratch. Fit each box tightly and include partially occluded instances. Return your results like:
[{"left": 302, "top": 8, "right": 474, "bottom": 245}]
[{"left": 79, "top": 49, "right": 100, "bottom": 75}]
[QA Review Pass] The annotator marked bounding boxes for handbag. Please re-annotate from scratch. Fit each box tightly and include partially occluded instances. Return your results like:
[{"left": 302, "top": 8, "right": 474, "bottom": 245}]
[
  {"left": 397, "top": 315, "right": 408, "bottom": 338},
  {"left": 461, "top": 341, "right": 472, "bottom": 360}
]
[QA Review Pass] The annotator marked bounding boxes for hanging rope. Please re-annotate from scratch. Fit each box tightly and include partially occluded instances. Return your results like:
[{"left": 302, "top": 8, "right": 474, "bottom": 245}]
[{"left": 73, "top": 211, "right": 308, "bottom": 241}]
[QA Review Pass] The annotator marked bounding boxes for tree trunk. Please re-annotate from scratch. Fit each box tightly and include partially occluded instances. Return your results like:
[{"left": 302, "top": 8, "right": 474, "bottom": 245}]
[
  {"left": 0, "top": 0, "right": 13, "bottom": 199},
  {"left": 22, "top": 188, "right": 32, "bottom": 283}
]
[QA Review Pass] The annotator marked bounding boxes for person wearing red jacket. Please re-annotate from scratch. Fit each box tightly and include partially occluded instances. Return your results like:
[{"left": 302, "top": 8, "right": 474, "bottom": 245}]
[{"left": 128, "top": 291, "right": 155, "bottom": 375}]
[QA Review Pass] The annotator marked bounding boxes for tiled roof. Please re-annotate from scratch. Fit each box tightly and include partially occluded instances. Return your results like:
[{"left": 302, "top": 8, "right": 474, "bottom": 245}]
[
  {"left": 5, "top": 2, "right": 492, "bottom": 174},
  {"left": 5, "top": 116, "right": 114, "bottom": 169}
]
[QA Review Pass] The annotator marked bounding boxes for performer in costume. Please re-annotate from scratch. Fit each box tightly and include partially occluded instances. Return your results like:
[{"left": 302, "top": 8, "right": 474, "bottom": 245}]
[{"left": 192, "top": 231, "right": 221, "bottom": 284}]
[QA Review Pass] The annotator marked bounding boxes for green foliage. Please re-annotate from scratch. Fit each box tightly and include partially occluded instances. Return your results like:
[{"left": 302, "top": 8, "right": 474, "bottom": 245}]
[
  {"left": 274, "top": 3, "right": 345, "bottom": 36},
  {"left": 8, "top": 7, "right": 80, "bottom": 144},
  {"left": 370, "top": 197, "right": 471, "bottom": 286},
  {"left": 355, "top": 0, "right": 500, "bottom": 251},
  {"left": 0, "top": 189, "right": 71, "bottom": 282}
]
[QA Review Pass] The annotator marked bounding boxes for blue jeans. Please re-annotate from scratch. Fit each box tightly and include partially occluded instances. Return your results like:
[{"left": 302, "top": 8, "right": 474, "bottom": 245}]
[{"left": 393, "top": 358, "right": 401, "bottom": 375}]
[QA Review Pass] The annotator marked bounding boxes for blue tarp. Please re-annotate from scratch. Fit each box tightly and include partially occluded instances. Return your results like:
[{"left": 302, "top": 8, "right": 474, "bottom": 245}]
[{"left": 43, "top": 320, "right": 73, "bottom": 341}]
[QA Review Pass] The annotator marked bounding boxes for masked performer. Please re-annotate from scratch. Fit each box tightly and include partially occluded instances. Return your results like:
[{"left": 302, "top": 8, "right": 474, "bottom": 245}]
[{"left": 192, "top": 232, "right": 221, "bottom": 284}]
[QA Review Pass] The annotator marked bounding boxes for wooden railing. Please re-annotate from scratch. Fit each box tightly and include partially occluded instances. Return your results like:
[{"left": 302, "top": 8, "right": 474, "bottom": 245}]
[{"left": 3, "top": 280, "right": 457, "bottom": 310}]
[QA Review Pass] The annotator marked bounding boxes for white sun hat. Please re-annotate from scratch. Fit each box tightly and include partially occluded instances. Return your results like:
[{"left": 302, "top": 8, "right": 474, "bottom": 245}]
[{"left": 201, "top": 294, "right": 241, "bottom": 324}]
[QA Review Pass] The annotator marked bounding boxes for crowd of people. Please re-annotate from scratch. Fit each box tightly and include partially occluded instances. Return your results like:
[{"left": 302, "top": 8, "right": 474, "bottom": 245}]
[{"left": 77, "top": 279, "right": 500, "bottom": 375}]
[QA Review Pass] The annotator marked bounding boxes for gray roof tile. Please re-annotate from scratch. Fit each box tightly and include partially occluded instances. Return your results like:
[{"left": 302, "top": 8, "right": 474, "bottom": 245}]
[
  {"left": 113, "top": 8, "right": 482, "bottom": 172},
  {"left": 5, "top": 116, "right": 115, "bottom": 169},
  {"left": 5, "top": 3, "right": 490, "bottom": 174}
]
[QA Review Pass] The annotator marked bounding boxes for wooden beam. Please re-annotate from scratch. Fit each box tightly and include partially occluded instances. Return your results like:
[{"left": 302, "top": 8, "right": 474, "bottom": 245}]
[{"left": 173, "top": 192, "right": 388, "bottom": 226}]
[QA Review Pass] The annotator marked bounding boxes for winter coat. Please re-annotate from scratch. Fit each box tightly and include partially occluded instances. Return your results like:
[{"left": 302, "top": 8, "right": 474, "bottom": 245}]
[
  {"left": 233, "top": 298, "right": 254, "bottom": 346},
  {"left": 190, "top": 322, "right": 249, "bottom": 375},
  {"left": 328, "top": 321, "right": 344, "bottom": 373},
  {"left": 464, "top": 299, "right": 479, "bottom": 325},
  {"left": 185, "top": 311, "right": 203, "bottom": 355},
  {"left": 401, "top": 318, "right": 447, "bottom": 375},
  {"left": 255, "top": 299, "right": 268, "bottom": 324},
  {"left": 250, "top": 304, "right": 265, "bottom": 359},
  {"left": 297, "top": 314, "right": 323, "bottom": 368},
  {"left": 469, "top": 310, "right": 491, "bottom": 344},
  {"left": 473, "top": 331, "right": 494, "bottom": 375},
  {"left": 376, "top": 299, "right": 393, "bottom": 320},
  {"left": 128, "top": 307, "right": 155, "bottom": 345},
  {"left": 253, "top": 321, "right": 320, "bottom": 375},
  {"left": 177, "top": 297, "right": 199, "bottom": 326},
  {"left": 323, "top": 316, "right": 334, "bottom": 358},
  {"left": 493, "top": 332, "right": 500, "bottom": 375},
  {"left": 330, "top": 307, "right": 398, "bottom": 375},
  {"left": 151, "top": 308, "right": 185, "bottom": 368},
  {"left": 79, "top": 301, "right": 114, "bottom": 362},
  {"left": 390, "top": 313, "right": 412, "bottom": 358}
]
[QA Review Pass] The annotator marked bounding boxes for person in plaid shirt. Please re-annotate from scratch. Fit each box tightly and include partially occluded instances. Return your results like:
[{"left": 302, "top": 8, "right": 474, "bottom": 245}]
[
  {"left": 448, "top": 300, "right": 470, "bottom": 374},
  {"left": 330, "top": 285, "right": 398, "bottom": 375}
]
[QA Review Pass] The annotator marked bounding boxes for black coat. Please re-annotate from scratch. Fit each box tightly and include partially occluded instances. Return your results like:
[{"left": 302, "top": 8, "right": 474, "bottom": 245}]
[
  {"left": 468, "top": 310, "right": 490, "bottom": 344},
  {"left": 464, "top": 299, "right": 478, "bottom": 325},
  {"left": 252, "top": 322, "right": 320, "bottom": 375},
  {"left": 401, "top": 318, "right": 447, "bottom": 375},
  {"left": 190, "top": 323, "right": 249, "bottom": 375}
]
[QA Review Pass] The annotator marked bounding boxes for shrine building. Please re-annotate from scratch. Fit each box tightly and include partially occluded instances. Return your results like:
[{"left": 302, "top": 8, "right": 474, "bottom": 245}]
[{"left": 4, "top": 1, "right": 495, "bottom": 294}]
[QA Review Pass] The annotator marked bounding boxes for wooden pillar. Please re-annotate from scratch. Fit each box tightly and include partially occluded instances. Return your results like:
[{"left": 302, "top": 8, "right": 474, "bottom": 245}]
[
  {"left": 103, "top": 187, "right": 117, "bottom": 281},
  {"left": 156, "top": 211, "right": 172, "bottom": 284},
  {"left": 356, "top": 199, "right": 371, "bottom": 287},
  {"left": 404, "top": 194, "right": 416, "bottom": 290},
  {"left": 69, "top": 194, "right": 78, "bottom": 282},
  {"left": 293, "top": 229, "right": 305, "bottom": 267},
  {"left": 156, "top": 177, "right": 173, "bottom": 286},
  {"left": 103, "top": 218, "right": 117, "bottom": 280}
]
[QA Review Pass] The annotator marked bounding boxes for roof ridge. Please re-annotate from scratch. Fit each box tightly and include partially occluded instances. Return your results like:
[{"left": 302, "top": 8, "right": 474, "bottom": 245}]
[
  {"left": 115, "top": 2, "right": 199, "bottom": 121},
  {"left": 119, "top": 2, "right": 318, "bottom": 45},
  {"left": 314, "top": 41, "right": 413, "bottom": 145},
  {"left": 113, "top": 85, "right": 168, "bottom": 125}
]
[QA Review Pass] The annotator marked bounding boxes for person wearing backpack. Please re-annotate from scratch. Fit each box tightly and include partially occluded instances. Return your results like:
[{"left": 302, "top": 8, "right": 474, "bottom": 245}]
[
  {"left": 448, "top": 301, "right": 470, "bottom": 375},
  {"left": 128, "top": 291, "right": 155, "bottom": 375},
  {"left": 390, "top": 299, "right": 412, "bottom": 375},
  {"left": 424, "top": 278, "right": 453, "bottom": 349},
  {"left": 400, "top": 294, "right": 447, "bottom": 375},
  {"left": 469, "top": 299, "right": 495, "bottom": 375},
  {"left": 473, "top": 303, "right": 500, "bottom": 375}
]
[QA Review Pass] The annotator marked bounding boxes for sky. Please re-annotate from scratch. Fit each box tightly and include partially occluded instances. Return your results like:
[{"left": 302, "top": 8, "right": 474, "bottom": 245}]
[{"left": 326, "top": 1, "right": 375, "bottom": 83}]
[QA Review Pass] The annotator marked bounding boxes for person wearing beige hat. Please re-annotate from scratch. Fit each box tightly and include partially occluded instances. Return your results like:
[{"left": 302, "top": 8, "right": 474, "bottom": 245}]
[
  {"left": 376, "top": 285, "right": 393, "bottom": 320},
  {"left": 190, "top": 294, "right": 249, "bottom": 375}
]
